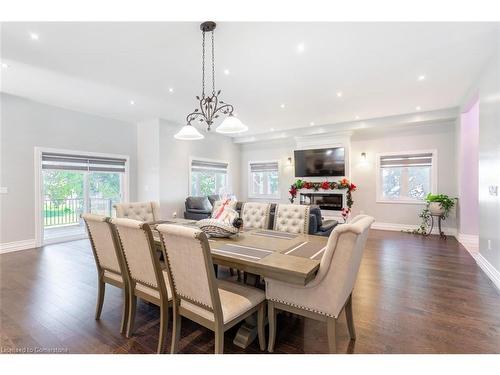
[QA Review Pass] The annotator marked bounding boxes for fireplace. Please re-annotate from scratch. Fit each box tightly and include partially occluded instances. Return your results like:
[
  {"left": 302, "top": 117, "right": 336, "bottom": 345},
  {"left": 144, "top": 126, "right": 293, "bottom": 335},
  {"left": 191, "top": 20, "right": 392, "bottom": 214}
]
[{"left": 299, "top": 192, "right": 344, "bottom": 211}]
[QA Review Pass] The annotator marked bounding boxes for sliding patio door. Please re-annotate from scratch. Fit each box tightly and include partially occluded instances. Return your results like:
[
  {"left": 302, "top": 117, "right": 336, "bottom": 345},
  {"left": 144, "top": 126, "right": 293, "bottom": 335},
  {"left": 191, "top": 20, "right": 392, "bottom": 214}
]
[{"left": 40, "top": 151, "right": 128, "bottom": 244}]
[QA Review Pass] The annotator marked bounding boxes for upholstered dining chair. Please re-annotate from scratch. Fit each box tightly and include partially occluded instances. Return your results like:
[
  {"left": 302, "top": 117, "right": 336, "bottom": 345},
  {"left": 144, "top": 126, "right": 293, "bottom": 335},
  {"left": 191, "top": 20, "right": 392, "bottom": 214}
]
[
  {"left": 82, "top": 213, "right": 128, "bottom": 334},
  {"left": 241, "top": 202, "right": 272, "bottom": 230},
  {"left": 273, "top": 204, "right": 311, "bottom": 234},
  {"left": 266, "top": 215, "right": 375, "bottom": 353},
  {"left": 111, "top": 217, "right": 172, "bottom": 354},
  {"left": 114, "top": 201, "right": 161, "bottom": 222},
  {"left": 156, "top": 224, "right": 266, "bottom": 354}
]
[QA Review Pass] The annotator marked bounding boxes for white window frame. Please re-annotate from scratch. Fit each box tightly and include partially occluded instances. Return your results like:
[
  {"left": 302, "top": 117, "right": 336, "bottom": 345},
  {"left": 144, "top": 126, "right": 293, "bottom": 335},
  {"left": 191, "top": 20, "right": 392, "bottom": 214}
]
[
  {"left": 189, "top": 156, "right": 231, "bottom": 197},
  {"left": 247, "top": 160, "right": 281, "bottom": 200},
  {"left": 34, "top": 147, "right": 130, "bottom": 247},
  {"left": 375, "top": 149, "right": 438, "bottom": 204}
]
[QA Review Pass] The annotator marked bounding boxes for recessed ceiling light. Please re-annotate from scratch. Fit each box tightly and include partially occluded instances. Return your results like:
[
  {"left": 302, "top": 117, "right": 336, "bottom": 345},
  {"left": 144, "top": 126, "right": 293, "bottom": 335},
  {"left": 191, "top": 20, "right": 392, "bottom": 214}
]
[
  {"left": 270, "top": 128, "right": 275, "bottom": 132},
  {"left": 416, "top": 106, "right": 421, "bottom": 111},
  {"left": 29, "top": 32, "right": 39, "bottom": 41},
  {"left": 309, "top": 121, "right": 315, "bottom": 126},
  {"left": 280, "top": 104, "right": 285, "bottom": 109},
  {"left": 129, "top": 100, "right": 135, "bottom": 105},
  {"left": 296, "top": 43, "right": 305, "bottom": 53},
  {"left": 1, "top": 62, "right": 9, "bottom": 69},
  {"left": 223, "top": 69, "right": 230, "bottom": 75},
  {"left": 336, "top": 91, "right": 343, "bottom": 98},
  {"left": 168, "top": 88, "right": 174, "bottom": 93},
  {"left": 355, "top": 115, "right": 360, "bottom": 120},
  {"left": 418, "top": 75, "right": 426, "bottom": 81}
]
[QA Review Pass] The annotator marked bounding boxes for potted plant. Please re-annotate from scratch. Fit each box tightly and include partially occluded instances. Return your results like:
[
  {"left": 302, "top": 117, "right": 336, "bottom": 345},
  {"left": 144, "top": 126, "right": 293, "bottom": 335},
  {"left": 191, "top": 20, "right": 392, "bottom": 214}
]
[{"left": 425, "top": 193, "right": 455, "bottom": 218}]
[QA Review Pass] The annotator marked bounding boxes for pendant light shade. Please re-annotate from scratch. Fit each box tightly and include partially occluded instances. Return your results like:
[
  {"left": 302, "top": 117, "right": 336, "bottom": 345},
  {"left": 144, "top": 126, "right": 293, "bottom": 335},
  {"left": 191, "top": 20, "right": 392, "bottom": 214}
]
[
  {"left": 215, "top": 114, "right": 248, "bottom": 134},
  {"left": 174, "top": 124, "right": 204, "bottom": 140}
]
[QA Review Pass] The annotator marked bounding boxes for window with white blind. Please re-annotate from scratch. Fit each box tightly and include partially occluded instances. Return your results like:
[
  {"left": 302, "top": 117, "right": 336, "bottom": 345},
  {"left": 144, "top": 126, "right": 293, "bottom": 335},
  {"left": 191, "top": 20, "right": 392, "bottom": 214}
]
[
  {"left": 248, "top": 161, "right": 280, "bottom": 199},
  {"left": 190, "top": 159, "right": 230, "bottom": 196},
  {"left": 376, "top": 150, "right": 437, "bottom": 203}
]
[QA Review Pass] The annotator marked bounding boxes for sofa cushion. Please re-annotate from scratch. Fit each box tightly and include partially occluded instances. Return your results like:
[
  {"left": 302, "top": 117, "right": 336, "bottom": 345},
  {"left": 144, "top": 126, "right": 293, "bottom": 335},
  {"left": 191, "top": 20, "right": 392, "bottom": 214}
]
[{"left": 187, "top": 196, "right": 212, "bottom": 211}]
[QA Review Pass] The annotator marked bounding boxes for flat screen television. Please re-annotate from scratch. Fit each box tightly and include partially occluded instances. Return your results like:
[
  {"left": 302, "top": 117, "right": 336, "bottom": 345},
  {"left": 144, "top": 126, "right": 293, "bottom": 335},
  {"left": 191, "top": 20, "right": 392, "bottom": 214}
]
[{"left": 294, "top": 147, "right": 345, "bottom": 177}]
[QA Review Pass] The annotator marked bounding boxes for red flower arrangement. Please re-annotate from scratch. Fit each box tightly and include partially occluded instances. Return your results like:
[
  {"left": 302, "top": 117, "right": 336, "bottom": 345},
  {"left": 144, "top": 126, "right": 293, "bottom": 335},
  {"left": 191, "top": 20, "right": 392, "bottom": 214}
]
[{"left": 288, "top": 178, "right": 357, "bottom": 209}]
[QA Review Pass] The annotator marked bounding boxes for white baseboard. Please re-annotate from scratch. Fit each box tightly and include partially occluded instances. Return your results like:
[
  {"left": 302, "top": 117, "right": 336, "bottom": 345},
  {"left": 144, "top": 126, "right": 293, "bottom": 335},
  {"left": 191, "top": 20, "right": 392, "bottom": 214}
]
[
  {"left": 372, "top": 221, "right": 457, "bottom": 236},
  {"left": 456, "top": 233, "right": 479, "bottom": 254},
  {"left": 0, "top": 239, "right": 37, "bottom": 254},
  {"left": 473, "top": 252, "right": 500, "bottom": 290}
]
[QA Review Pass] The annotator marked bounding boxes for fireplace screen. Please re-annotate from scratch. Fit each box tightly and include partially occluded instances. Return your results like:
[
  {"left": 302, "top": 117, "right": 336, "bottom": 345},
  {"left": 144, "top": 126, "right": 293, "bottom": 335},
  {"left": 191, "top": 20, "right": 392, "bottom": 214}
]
[{"left": 300, "top": 193, "right": 344, "bottom": 211}]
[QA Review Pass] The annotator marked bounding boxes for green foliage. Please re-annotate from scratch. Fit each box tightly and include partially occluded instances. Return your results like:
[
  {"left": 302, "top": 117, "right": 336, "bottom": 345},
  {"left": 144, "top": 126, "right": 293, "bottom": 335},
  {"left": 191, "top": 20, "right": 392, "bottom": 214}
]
[
  {"left": 43, "top": 171, "right": 84, "bottom": 203},
  {"left": 425, "top": 193, "right": 455, "bottom": 218}
]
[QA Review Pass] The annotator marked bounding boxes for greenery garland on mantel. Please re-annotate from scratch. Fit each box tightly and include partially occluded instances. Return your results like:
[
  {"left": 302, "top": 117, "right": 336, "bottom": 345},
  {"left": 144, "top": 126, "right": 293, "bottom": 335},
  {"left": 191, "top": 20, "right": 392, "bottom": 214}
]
[{"left": 289, "top": 178, "right": 357, "bottom": 210}]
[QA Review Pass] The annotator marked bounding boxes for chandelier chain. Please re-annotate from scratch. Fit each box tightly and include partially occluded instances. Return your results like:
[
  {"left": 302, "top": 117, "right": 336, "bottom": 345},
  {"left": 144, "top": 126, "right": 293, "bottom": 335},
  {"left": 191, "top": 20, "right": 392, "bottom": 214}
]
[
  {"left": 202, "top": 31, "right": 206, "bottom": 97},
  {"left": 211, "top": 30, "right": 216, "bottom": 95}
]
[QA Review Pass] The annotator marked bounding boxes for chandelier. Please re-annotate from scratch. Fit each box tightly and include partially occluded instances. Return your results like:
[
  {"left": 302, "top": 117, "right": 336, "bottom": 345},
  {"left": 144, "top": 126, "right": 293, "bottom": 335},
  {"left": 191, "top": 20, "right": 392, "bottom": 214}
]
[{"left": 174, "top": 21, "right": 248, "bottom": 140}]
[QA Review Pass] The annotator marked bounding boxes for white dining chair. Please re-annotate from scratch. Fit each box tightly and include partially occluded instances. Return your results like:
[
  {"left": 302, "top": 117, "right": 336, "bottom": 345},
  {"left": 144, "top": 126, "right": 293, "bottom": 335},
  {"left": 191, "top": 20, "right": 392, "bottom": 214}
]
[
  {"left": 273, "top": 204, "right": 311, "bottom": 234},
  {"left": 266, "top": 215, "right": 375, "bottom": 353},
  {"left": 241, "top": 202, "right": 272, "bottom": 230},
  {"left": 157, "top": 224, "right": 266, "bottom": 354},
  {"left": 82, "top": 213, "right": 128, "bottom": 334},
  {"left": 111, "top": 217, "right": 172, "bottom": 354}
]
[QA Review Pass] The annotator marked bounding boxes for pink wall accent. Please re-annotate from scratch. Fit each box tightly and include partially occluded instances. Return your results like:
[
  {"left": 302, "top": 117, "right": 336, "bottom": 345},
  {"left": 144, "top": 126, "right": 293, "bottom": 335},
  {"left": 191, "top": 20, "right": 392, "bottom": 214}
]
[{"left": 458, "top": 99, "right": 479, "bottom": 235}]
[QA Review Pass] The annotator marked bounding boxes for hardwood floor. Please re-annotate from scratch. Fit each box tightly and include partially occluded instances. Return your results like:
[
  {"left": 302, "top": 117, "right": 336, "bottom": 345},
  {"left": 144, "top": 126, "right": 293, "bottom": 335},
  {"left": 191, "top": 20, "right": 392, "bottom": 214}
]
[{"left": 1, "top": 230, "right": 499, "bottom": 354}]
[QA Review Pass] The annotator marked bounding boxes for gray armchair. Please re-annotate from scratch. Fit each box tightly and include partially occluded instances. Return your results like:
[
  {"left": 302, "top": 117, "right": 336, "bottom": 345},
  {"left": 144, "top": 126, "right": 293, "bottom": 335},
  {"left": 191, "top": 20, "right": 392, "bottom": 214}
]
[{"left": 184, "top": 196, "right": 213, "bottom": 220}]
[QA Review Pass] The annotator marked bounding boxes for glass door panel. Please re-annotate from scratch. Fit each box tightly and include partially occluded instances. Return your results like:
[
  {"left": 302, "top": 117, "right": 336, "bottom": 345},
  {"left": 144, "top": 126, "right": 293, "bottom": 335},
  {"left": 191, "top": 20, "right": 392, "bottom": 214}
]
[
  {"left": 42, "top": 170, "right": 86, "bottom": 241},
  {"left": 88, "top": 172, "right": 122, "bottom": 216}
]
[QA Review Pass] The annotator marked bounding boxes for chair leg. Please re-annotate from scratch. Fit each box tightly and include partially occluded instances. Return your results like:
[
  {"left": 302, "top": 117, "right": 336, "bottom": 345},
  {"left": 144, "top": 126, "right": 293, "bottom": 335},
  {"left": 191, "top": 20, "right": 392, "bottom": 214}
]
[
  {"left": 327, "top": 317, "right": 337, "bottom": 354},
  {"left": 120, "top": 287, "right": 129, "bottom": 334},
  {"left": 257, "top": 303, "right": 266, "bottom": 351},
  {"left": 126, "top": 293, "right": 137, "bottom": 338},
  {"left": 157, "top": 302, "right": 169, "bottom": 354},
  {"left": 214, "top": 328, "right": 224, "bottom": 354},
  {"left": 267, "top": 301, "right": 277, "bottom": 352},
  {"left": 345, "top": 293, "right": 356, "bottom": 340},
  {"left": 95, "top": 279, "right": 105, "bottom": 320},
  {"left": 213, "top": 264, "right": 219, "bottom": 277},
  {"left": 170, "top": 307, "right": 182, "bottom": 354}
]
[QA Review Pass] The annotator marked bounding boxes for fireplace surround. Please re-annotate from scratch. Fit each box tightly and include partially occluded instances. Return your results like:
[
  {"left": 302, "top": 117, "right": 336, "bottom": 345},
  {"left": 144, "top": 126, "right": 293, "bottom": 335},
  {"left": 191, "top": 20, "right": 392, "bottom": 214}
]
[{"left": 299, "top": 192, "right": 344, "bottom": 211}]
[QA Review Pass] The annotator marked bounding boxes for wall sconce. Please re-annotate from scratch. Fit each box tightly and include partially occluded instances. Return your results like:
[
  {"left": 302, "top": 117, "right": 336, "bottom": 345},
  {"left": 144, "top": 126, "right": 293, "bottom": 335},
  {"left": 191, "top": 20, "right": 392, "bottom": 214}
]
[
  {"left": 361, "top": 152, "right": 367, "bottom": 161},
  {"left": 287, "top": 157, "right": 293, "bottom": 166}
]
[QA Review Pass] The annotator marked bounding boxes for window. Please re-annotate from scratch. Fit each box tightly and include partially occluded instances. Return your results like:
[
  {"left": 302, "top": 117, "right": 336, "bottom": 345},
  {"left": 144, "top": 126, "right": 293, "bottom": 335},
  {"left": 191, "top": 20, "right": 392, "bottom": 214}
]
[
  {"left": 376, "top": 151, "right": 436, "bottom": 203},
  {"left": 190, "top": 159, "right": 229, "bottom": 196},
  {"left": 248, "top": 161, "right": 280, "bottom": 198}
]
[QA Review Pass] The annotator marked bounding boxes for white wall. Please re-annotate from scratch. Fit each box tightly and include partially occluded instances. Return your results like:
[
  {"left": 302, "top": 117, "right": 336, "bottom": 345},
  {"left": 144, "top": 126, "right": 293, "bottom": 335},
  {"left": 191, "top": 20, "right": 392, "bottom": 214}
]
[
  {"left": 476, "top": 44, "right": 500, "bottom": 272},
  {"left": 0, "top": 93, "right": 138, "bottom": 245},
  {"left": 135, "top": 119, "right": 242, "bottom": 220},
  {"left": 240, "top": 121, "right": 458, "bottom": 228},
  {"left": 350, "top": 122, "right": 457, "bottom": 227},
  {"left": 137, "top": 118, "right": 160, "bottom": 202}
]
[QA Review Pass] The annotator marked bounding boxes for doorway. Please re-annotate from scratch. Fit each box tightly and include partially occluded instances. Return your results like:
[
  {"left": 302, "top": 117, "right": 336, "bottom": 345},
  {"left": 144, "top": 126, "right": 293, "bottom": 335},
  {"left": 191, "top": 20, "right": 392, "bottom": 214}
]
[{"left": 36, "top": 148, "right": 129, "bottom": 245}]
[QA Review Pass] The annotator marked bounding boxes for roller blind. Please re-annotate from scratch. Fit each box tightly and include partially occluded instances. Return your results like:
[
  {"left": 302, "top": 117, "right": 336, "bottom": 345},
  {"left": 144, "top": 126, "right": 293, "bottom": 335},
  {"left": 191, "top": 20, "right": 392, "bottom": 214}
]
[
  {"left": 42, "top": 152, "right": 127, "bottom": 173},
  {"left": 380, "top": 153, "right": 433, "bottom": 168},
  {"left": 191, "top": 160, "right": 228, "bottom": 173},
  {"left": 249, "top": 161, "right": 279, "bottom": 173}
]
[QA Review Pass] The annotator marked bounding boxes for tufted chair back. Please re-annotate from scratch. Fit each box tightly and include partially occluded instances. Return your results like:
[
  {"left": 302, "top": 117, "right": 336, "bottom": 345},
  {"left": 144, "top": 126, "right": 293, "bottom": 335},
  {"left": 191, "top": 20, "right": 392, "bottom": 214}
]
[
  {"left": 111, "top": 218, "right": 162, "bottom": 289},
  {"left": 241, "top": 202, "right": 272, "bottom": 230},
  {"left": 114, "top": 201, "right": 160, "bottom": 222},
  {"left": 266, "top": 215, "right": 374, "bottom": 318},
  {"left": 82, "top": 213, "right": 121, "bottom": 274},
  {"left": 273, "top": 204, "right": 311, "bottom": 234},
  {"left": 157, "top": 224, "right": 221, "bottom": 314}
]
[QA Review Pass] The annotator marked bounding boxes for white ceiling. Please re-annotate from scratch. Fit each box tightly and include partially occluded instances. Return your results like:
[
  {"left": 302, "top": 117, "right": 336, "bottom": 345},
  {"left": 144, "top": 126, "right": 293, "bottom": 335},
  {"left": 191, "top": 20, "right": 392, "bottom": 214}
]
[{"left": 1, "top": 22, "right": 497, "bottom": 136}]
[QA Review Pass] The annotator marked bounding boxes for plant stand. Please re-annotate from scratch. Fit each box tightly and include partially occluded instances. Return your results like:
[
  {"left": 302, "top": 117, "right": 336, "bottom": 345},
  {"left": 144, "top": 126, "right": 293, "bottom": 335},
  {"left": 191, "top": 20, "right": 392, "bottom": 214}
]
[{"left": 423, "top": 214, "right": 446, "bottom": 239}]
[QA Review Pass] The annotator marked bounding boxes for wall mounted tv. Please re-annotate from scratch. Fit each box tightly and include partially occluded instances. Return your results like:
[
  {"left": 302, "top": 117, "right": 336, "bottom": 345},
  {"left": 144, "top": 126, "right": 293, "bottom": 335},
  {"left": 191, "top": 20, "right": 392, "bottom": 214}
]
[{"left": 294, "top": 147, "right": 345, "bottom": 177}]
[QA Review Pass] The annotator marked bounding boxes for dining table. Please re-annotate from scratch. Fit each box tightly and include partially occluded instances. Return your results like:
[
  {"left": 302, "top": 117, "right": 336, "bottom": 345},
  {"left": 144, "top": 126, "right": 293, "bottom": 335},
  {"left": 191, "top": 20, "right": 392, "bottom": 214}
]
[{"left": 150, "top": 219, "right": 328, "bottom": 349}]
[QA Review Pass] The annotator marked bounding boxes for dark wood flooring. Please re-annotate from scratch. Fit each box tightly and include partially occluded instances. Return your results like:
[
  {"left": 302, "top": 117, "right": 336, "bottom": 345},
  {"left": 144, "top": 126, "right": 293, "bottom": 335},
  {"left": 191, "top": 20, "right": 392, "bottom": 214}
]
[{"left": 1, "top": 230, "right": 499, "bottom": 354}]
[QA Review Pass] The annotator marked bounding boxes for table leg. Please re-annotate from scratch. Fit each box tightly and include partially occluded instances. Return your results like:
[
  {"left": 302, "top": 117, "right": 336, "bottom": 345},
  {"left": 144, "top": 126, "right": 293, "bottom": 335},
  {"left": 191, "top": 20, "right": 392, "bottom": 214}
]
[{"left": 232, "top": 273, "right": 265, "bottom": 349}]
